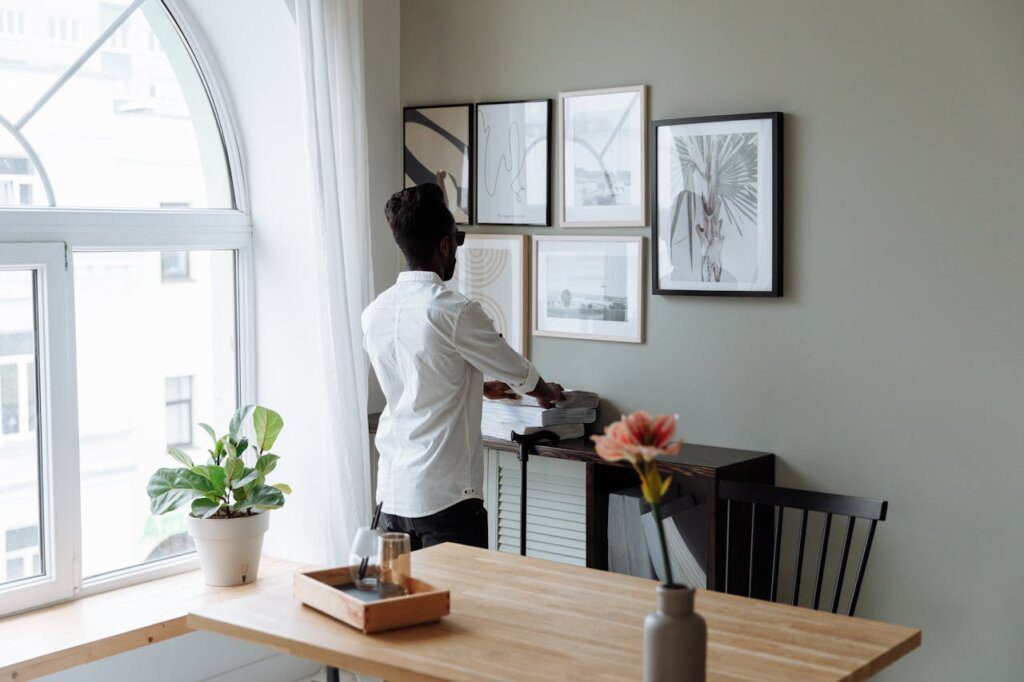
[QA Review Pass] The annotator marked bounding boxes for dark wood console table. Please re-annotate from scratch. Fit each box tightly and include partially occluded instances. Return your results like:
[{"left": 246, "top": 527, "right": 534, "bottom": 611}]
[{"left": 367, "top": 413, "right": 774, "bottom": 592}]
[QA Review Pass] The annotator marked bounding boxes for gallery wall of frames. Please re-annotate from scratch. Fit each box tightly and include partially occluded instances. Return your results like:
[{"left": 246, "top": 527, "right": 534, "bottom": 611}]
[{"left": 402, "top": 87, "right": 783, "bottom": 350}]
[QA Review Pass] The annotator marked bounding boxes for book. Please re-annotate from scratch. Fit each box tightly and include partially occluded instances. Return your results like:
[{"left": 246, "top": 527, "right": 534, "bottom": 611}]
[
  {"left": 498, "top": 390, "right": 600, "bottom": 410},
  {"left": 641, "top": 495, "right": 708, "bottom": 589},
  {"left": 607, "top": 486, "right": 656, "bottom": 579},
  {"left": 481, "top": 421, "right": 585, "bottom": 441},
  {"left": 482, "top": 402, "right": 597, "bottom": 426}
]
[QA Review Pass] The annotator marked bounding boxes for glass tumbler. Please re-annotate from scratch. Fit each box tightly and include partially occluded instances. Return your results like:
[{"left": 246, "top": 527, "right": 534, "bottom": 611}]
[{"left": 378, "top": 532, "right": 411, "bottom": 598}]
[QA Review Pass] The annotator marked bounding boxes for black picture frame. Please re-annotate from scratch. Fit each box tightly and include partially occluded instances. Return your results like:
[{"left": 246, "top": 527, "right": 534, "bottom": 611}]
[
  {"left": 403, "top": 103, "right": 475, "bottom": 224},
  {"left": 650, "top": 112, "right": 783, "bottom": 297},
  {"left": 474, "top": 98, "right": 553, "bottom": 227}
]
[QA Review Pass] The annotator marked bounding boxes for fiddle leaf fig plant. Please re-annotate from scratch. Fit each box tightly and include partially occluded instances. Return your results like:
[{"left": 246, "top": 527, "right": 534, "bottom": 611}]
[{"left": 147, "top": 405, "right": 292, "bottom": 519}]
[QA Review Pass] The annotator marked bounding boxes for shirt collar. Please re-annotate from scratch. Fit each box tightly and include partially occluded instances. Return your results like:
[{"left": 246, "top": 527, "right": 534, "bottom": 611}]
[{"left": 397, "top": 270, "right": 443, "bottom": 285}]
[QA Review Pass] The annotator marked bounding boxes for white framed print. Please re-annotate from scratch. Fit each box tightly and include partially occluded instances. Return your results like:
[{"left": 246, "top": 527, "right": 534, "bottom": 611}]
[
  {"left": 533, "top": 235, "right": 644, "bottom": 344},
  {"left": 476, "top": 99, "right": 551, "bottom": 226},
  {"left": 558, "top": 85, "right": 648, "bottom": 227},
  {"left": 448, "top": 234, "right": 529, "bottom": 354}
]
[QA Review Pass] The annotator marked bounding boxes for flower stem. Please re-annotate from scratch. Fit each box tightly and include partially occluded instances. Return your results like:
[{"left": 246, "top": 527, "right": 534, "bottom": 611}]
[{"left": 651, "top": 500, "right": 676, "bottom": 588}]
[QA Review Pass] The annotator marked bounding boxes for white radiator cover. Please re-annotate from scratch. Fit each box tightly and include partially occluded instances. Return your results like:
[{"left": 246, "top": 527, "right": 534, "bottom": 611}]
[{"left": 483, "top": 449, "right": 587, "bottom": 566}]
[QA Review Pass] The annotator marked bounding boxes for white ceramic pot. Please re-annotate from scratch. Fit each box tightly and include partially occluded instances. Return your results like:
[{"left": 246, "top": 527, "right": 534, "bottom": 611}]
[{"left": 185, "top": 512, "right": 270, "bottom": 586}]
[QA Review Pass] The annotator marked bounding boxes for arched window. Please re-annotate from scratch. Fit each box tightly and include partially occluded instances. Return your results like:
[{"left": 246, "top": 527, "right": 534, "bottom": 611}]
[{"left": 0, "top": 0, "right": 251, "bottom": 614}]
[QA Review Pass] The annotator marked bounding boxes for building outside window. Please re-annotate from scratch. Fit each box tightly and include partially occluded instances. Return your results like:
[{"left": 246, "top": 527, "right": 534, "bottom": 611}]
[
  {"left": 0, "top": 8, "right": 25, "bottom": 37},
  {"left": 160, "top": 251, "right": 190, "bottom": 281},
  {"left": 165, "top": 376, "right": 193, "bottom": 447},
  {"left": 0, "top": 0, "right": 250, "bottom": 615}
]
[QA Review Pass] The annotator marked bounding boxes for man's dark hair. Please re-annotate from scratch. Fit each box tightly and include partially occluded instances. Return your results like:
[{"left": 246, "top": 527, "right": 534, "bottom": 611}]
[{"left": 385, "top": 184, "right": 454, "bottom": 266}]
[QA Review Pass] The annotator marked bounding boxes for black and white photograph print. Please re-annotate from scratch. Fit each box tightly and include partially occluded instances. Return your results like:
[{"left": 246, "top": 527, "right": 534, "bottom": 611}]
[
  {"left": 476, "top": 100, "right": 551, "bottom": 226},
  {"left": 559, "top": 85, "right": 648, "bottom": 227},
  {"left": 533, "top": 236, "right": 644, "bottom": 343},
  {"left": 652, "top": 112, "right": 782, "bottom": 296},
  {"left": 404, "top": 103, "right": 474, "bottom": 224}
]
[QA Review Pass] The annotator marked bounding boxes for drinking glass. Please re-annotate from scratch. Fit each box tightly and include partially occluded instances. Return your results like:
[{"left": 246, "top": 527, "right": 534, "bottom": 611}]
[{"left": 378, "top": 532, "right": 411, "bottom": 598}]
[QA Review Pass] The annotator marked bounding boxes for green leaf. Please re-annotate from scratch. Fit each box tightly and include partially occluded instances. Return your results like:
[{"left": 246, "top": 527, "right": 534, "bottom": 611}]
[
  {"left": 198, "top": 423, "right": 218, "bottom": 445},
  {"left": 212, "top": 438, "right": 225, "bottom": 464},
  {"left": 233, "top": 484, "right": 284, "bottom": 512},
  {"left": 167, "top": 447, "right": 194, "bottom": 468},
  {"left": 229, "top": 404, "right": 254, "bottom": 441},
  {"left": 191, "top": 497, "right": 222, "bottom": 519},
  {"left": 235, "top": 437, "right": 249, "bottom": 460},
  {"left": 252, "top": 407, "right": 283, "bottom": 452},
  {"left": 223, "top": 438, "right": 238, "bottom": 459},
  {"left": 255, "top": 453, "right": 279, "bottom": 476},
  {"left": 223, "top": 456, "right": 243, "bottom": 486},
  {"left": 190, "top": 465, "right": 227, "bottom": 496},
  {"left": 232, "top": 467, "right": 261, "bottom": 490},
  {"left": 147, "top": 468, "right": 208, "bottom": 515},
  {"left": 272, "top": 482, "right": 292, "bottom": 495}
]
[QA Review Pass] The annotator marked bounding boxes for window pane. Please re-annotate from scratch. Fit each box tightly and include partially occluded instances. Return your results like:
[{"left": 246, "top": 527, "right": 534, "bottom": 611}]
[
  {"left": 0, "top": 130, "right": 47, "bottom": 207},
  {"left": 75, "top": 251, "right": 237, "bottom": 578},
  {"left": 0, "top": 0, "right": 232, "bottom": 208},
  {"left": 0, "top": 270, "right": 43, "bottom": 587}
]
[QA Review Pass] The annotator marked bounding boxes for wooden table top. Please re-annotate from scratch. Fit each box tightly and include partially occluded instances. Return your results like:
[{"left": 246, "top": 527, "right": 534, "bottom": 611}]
[
  {"left": 0, "top": 557, "right": 307, "bottom": 681},
  {"left": 188, "top": 544, "right": 920, "bottom": 681},
  {"left": 368, "top": 412, "right": 774, "bottom": 479}
]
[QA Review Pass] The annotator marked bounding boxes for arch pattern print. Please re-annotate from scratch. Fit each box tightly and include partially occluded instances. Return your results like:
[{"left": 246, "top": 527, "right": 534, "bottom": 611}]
[{"left": 447, "top": 234, "right": 528, "bottom": 355}]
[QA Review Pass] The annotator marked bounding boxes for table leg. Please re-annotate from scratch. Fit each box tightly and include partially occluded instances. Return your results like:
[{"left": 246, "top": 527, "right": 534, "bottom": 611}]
[{"left": 326, "top": 665, "right": 340, "bottom": 682}]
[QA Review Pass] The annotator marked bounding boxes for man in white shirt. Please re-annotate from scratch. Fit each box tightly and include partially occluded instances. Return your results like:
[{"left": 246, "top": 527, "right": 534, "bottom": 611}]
[{"left": 362, "top": 184, "right": 563, "bottom": 550}]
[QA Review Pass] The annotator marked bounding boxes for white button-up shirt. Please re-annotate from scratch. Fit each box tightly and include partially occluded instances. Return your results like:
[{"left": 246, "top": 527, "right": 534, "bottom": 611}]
[{"left": 362, "top": 271, "right": 540, "bottom": 517}]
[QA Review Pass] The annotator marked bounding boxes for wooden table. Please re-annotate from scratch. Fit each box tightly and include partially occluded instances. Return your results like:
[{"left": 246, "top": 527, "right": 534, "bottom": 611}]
[
  {"left": 369, "top": 413, "right": 775, "bottom": 590},
  {"left": 188, "top": 543, "right": 920, "bottom": 681}
]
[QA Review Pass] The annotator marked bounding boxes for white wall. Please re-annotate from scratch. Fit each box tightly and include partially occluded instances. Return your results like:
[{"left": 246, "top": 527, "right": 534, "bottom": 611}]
[{"left": 399, "top": 1, "right": 1024, "bottom": 680}]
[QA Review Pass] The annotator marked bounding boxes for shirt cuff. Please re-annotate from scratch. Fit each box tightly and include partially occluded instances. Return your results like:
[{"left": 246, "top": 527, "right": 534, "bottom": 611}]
[{"left": 510, "top": 362, "right": 541, "bottom": 395}]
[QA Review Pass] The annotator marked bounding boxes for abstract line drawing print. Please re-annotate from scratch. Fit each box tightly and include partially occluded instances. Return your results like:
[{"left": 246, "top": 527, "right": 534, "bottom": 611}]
[
  {"left": 404, "top": 104, "right": 472, "bottom": 223},
  {"left": 447, "top": 235, "right": 528, "bottom": 355},
  {"left": 476, "top": 100, "right": 550, "bottom": 225}
]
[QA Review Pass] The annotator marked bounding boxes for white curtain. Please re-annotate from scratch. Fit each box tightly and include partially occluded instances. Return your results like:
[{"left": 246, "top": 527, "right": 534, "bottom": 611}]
[{"left": 295, "top": 0, "right": 374, "bottom": 563}]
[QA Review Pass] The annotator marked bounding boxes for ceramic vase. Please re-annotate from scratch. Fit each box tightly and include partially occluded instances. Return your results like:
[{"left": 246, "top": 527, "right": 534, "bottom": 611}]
[{"left": 643, "top": 585, "right": 707, "bottom": 681}]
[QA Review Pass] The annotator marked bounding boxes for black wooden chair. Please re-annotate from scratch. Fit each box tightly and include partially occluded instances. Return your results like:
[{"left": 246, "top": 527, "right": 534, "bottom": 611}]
[{"left": 718, "top": 480, "right": 887, "bottom": 617}]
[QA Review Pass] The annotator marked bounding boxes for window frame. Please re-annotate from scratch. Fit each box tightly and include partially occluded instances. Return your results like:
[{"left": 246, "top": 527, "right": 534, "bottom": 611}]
[
  {"left": 0, "top": 244, "right": 77, "bottom": 615},
  {"left": 0, "top": 0, "right": 256, "bottom": 613}
]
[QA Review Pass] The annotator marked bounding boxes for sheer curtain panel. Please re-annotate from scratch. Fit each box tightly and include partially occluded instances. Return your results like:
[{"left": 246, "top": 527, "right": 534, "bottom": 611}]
[{"left": 295, "top": 0, "right": 374, "bottom": 562}]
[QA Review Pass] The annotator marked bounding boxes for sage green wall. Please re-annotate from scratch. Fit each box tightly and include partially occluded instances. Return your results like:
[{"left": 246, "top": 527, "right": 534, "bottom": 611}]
[{"left": 400, "top": 0, "right": 1024, "bottom": 678}]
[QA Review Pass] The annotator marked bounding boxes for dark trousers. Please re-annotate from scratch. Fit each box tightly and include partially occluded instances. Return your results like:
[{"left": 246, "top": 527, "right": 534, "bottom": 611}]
[{"left": 379, "top": 498, "right": 488, "bottom": 551}]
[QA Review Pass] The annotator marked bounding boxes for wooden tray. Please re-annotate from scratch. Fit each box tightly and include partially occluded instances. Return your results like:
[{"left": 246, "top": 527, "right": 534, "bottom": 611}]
[{"left": 293, "top": 566, "right": 450, "bottom": 633}]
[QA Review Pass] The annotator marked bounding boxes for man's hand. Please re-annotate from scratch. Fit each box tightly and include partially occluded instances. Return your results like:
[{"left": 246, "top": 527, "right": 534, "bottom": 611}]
[
  {"left": 483, "top": 381, "right": 518, "bottom": 401},
  {"left": 527, "top": 378, "right": 566, "bottom": 409}
]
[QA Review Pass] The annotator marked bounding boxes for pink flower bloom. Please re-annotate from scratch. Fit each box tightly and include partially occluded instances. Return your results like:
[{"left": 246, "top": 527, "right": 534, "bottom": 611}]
[{"left": 591, "top": 411, "right": 681, "bottom": 464}]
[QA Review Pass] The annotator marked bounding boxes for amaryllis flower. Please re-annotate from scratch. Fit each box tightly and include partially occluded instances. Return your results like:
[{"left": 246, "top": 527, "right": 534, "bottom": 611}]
[{"left": 591, "top": 411, "right": 681, "bottom": 464}]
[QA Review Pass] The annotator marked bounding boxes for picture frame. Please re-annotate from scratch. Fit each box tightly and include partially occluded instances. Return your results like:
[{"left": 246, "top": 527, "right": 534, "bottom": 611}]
[
  {"left": 532, "top": 235, "right": 644, "bottom": 344},
  {"left": 475, "top": 99, "right": 552, "bottom": 226},
  {"left": 403, "top": 103, "right": 474, "bottom": 224},
  {"left": 558, "top": 85, "right": 648, "bottom": 227},
  {"left": 447, "top": 234, "right": 529, "bottom": 355},
  {"left": 651, "top": 112, "right": 782, "bottom": 297}
]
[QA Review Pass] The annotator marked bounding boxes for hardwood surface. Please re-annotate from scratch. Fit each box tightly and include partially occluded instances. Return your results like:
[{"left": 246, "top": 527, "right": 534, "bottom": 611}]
[
  {"left": 189, "top": 543, "right": 920, "bottom": 681},
  {"left": 0, "top": 557, "right": 306, "bottom": 681},
  {"left": 368, "top": 412, "right": 774, "bottom": 479}
]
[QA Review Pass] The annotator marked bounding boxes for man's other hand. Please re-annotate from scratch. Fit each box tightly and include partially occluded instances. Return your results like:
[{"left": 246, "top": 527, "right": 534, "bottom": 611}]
[
  {"left": 527, "top": 379, "right": 566, "bottom": 408},
  {"left": 483, "top": 381, "right": 518, "bottom": 400}
]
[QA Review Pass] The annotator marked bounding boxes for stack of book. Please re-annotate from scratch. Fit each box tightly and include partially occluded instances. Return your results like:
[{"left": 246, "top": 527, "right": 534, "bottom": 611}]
[{"left": 481, "top": 390, "right": 599, "bottom": 441}]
